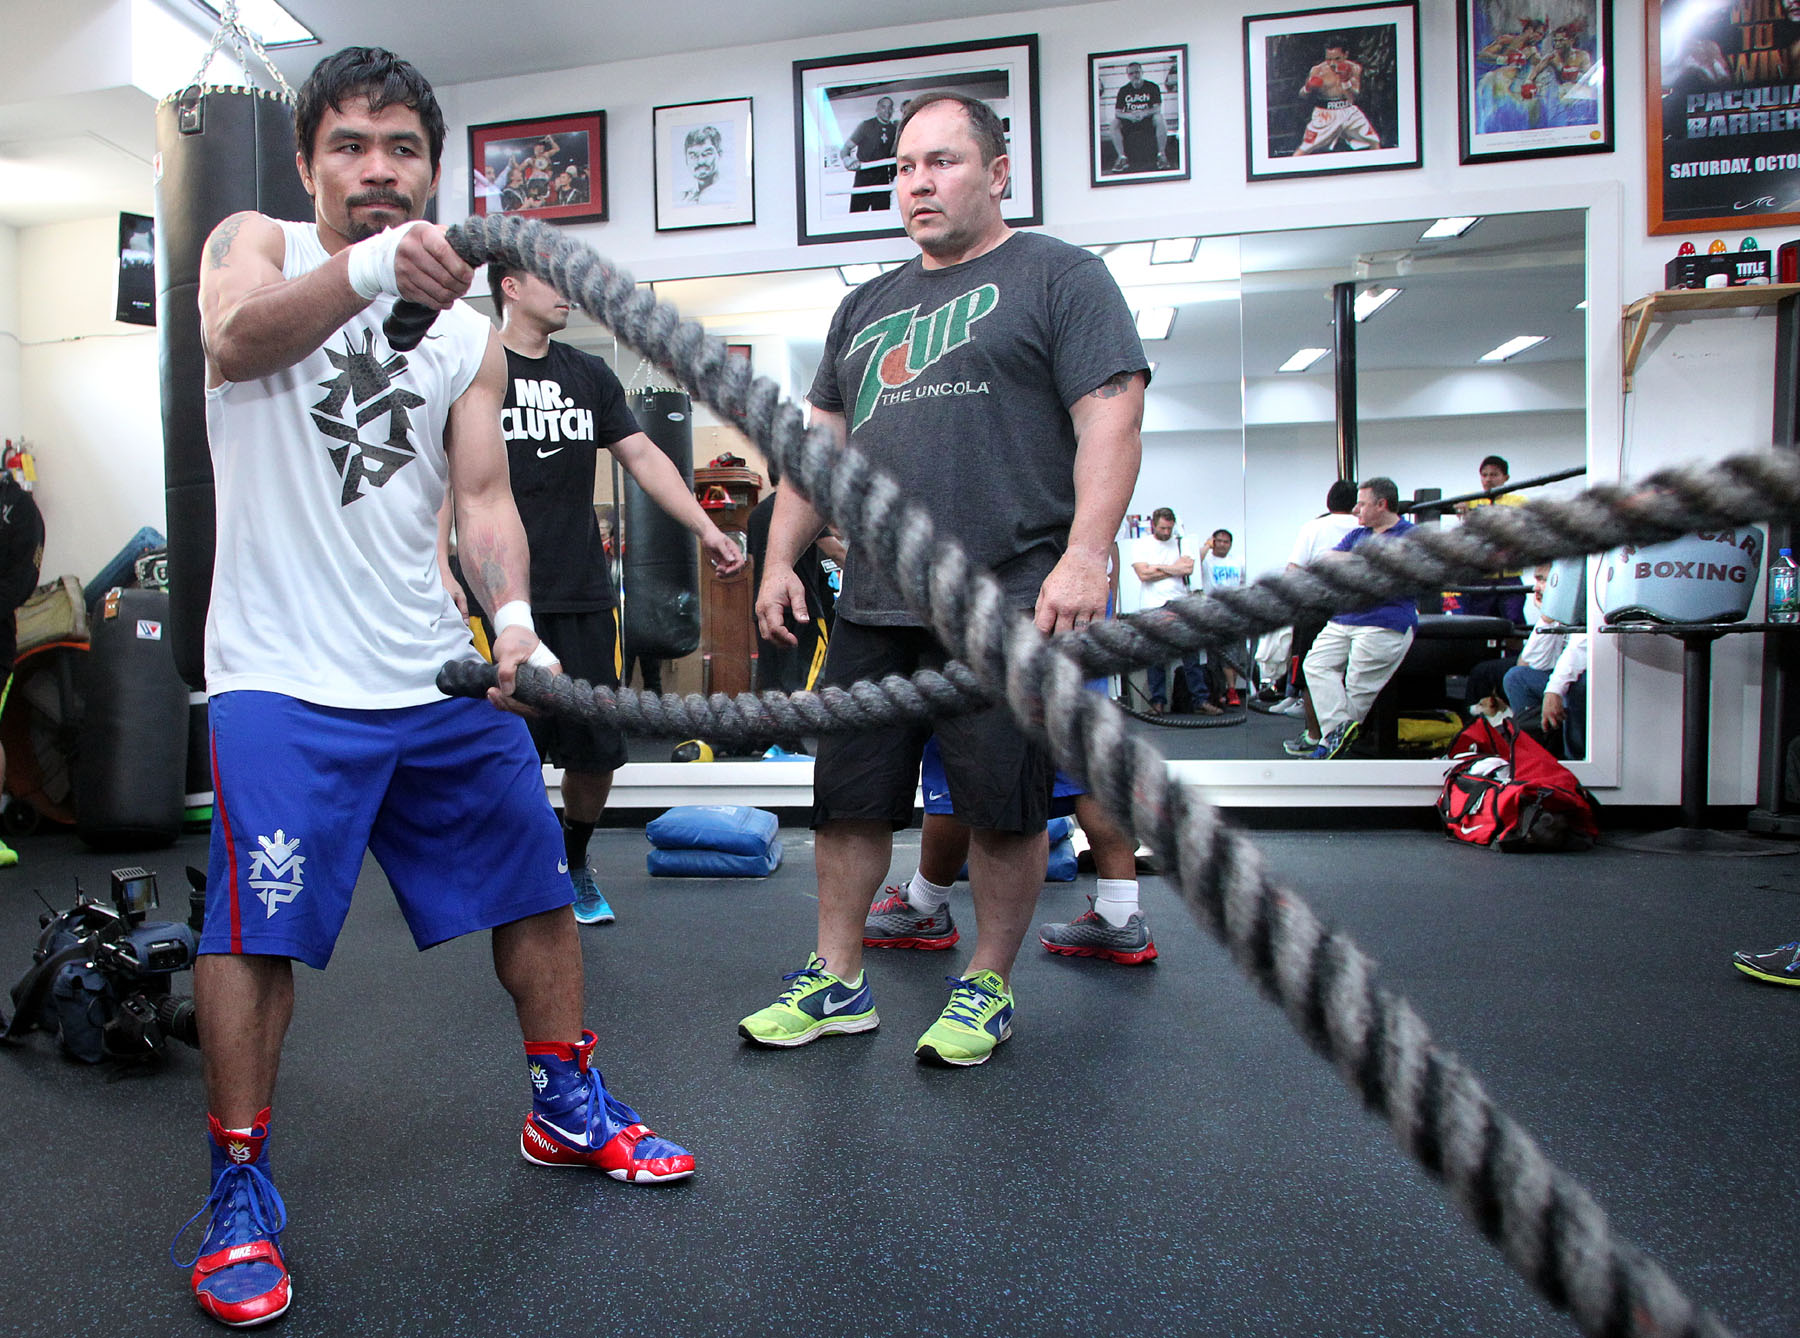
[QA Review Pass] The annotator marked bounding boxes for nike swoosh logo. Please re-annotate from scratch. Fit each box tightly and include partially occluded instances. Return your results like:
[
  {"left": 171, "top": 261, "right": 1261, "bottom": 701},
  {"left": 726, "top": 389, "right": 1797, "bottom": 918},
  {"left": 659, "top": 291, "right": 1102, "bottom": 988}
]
[
  {"left": 537, "top": 446, "right": 566, "bottom": 458},
  {"left": 820, "top": 992, "right": 861, "bottom": 1015},
  {"left": 557, "top": 859, "right": 569, "bottom": 873}
]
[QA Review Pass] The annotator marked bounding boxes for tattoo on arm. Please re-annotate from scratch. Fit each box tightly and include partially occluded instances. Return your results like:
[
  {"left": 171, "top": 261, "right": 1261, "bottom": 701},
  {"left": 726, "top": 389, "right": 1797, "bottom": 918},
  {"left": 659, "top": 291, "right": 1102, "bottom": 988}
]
[
  {"left": 1087, "top": 371, "right": 1134, "bottom": 400},
  {"left": 207, "top": 216, "right": 244, "bottom": 271}
]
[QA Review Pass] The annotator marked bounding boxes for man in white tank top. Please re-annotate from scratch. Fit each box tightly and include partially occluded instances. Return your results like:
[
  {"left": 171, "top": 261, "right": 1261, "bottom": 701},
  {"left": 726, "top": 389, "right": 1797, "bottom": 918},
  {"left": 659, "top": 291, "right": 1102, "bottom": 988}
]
[{"left": 174, "top": 48, "right": 693, "bottom": 1331}]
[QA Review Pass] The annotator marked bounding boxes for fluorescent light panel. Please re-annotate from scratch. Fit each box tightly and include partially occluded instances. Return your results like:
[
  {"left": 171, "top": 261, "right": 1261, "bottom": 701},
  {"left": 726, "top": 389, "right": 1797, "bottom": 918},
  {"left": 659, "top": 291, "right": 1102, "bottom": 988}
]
[
  {"left": 1149, "top": 237, "right": 1200, "bottom": 265},
  {"left": 1134, "top": 306, "right": 1176, "bottom": 340},
  {"left": 1352, "top": 286, "right": 1400, "bottom": 322},
  {"left": 1478, "top": 335, "right": 1547, "bottom": 362},
  {"left": 193, "top": 0, "right": 317, "bottom": 46},
  {"left": 837, "top": 264, "right": 883, "bottom": 285},
  {"left": 1279, "top": 347, "right": 1331, "bottom": 373},
  {"left": 1421, "top": 216, "right": 1479, "bottom": 240}
]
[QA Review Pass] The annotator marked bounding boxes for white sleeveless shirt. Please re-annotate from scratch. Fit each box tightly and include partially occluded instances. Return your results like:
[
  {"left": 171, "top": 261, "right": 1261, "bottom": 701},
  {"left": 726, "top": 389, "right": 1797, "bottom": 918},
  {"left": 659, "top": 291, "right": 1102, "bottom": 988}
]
[{"left": 204, "top": 219, "right": 490, "bottom": 707}]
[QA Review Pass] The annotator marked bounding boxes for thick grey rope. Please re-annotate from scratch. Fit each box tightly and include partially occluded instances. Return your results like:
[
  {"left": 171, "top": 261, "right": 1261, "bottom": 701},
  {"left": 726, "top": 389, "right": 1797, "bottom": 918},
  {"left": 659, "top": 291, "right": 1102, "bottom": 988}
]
[{"left": 450, "top": 214, "right": 1737, "bottom": 1337}]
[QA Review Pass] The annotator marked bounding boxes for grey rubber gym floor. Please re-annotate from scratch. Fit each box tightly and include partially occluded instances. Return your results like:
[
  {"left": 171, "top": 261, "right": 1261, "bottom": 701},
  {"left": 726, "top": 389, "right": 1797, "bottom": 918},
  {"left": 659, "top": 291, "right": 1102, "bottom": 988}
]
[{"left": 0, "top": 819, "right": 1794, "bottom": 1337}]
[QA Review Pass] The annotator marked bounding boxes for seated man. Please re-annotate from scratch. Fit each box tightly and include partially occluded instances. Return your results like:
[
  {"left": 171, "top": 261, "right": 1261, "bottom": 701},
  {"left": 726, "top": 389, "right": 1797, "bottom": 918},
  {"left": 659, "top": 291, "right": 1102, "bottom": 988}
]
[
  {"left": 1292, "top": 477, "right": 1416, "bottom": 759},
  {"left": 1466, "top": 562, "right": 1552, "bottom": 718},
  {"left": 1130, "top": 507, "right": 1220, "bottom": 716},
  {"left": 1503, "top": 632, "right": 1587, "bottom": 758}
]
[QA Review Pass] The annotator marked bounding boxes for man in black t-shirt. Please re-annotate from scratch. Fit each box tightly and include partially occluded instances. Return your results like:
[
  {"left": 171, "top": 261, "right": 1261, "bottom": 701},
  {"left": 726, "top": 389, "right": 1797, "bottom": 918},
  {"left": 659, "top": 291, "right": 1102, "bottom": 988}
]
[
  {"left": 841, "top": 97, "right": 898, "bottom": 212},
  {"left": 747, "top": 94, "right": 1148, "bottom": 1068},
  {"left": 464, "top": 264, "right": 744, "bottom": 924},
  {"left": 1107, "top": 62, "right": 1170, "bottom": 172}
]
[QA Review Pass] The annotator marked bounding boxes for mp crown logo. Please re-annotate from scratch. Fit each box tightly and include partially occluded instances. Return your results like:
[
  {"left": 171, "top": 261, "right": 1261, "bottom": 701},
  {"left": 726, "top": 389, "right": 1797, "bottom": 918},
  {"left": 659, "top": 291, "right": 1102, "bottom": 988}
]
[
  {"left": 310, "top": 331, "right": 423, "bottom": 506},
  {"left": 249, "top": 829, "right": 305, "bottom": 919}
]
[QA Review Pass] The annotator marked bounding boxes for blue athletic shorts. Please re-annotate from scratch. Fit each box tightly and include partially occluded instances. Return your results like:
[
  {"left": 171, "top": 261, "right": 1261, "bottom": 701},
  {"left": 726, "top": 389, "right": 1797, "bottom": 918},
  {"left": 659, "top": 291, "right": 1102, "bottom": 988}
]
[
  {"left": 919, "top": 736, "right": 1085, "bottom": 820},
  {"left": 202, "top": 691, "right": 572, "bottom": 969}
]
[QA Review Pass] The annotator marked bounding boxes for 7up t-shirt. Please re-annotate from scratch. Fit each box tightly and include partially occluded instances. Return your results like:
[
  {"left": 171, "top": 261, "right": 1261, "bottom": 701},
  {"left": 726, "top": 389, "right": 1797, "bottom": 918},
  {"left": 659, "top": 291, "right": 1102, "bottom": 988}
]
[{"left": 809, "top": 231, "right": 1146, "bottom": 625}]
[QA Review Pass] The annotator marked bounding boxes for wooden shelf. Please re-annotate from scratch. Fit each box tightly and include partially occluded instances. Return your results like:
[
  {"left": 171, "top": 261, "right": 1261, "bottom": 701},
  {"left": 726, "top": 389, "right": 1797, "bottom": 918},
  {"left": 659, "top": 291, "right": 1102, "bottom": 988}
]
[{"left": 1622, "top": 283, "right": 1800, "bottom": 391}]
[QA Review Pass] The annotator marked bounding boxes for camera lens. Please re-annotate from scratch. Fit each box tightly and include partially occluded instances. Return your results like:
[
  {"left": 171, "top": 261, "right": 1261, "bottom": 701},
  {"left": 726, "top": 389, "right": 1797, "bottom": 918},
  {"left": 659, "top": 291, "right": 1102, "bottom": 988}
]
[{"left": 155, "top": 995, "right": 201, "bottom": 1049}]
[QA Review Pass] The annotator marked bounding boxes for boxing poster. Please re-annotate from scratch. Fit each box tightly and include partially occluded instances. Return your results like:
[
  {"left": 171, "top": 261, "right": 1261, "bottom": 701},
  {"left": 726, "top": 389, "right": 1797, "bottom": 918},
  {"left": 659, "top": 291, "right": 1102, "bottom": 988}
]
[
  {"left": 1243, "top": 2, "right": 1421, "bottom": 180},
  {"left": 1455, "top": 0, "right": 1613, "bottom": 164},
  {"left": 1650, "top": 0, "right": 1800, "bottom": 234}
]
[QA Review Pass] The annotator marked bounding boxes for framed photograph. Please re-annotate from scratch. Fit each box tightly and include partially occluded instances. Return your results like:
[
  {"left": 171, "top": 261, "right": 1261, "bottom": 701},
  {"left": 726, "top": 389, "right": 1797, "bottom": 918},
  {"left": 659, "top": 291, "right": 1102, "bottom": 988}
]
[
  {"left": 1243, "top": 3, "right": 1421, "bottom": 181},
  {"left": 1648, "top": 0, "right": 1800, "bottom": 235},
  {"left": 1457, "top": 1, "right": 1612, "bottom": 164},
  {"left": 116, "top": 211, "right": 155, "bottom": 327},
  {"left": 654, "top": 98, "right": 755, "bottom": 232},
  {"left": 1089, "top": 46, "right": 1190, "bottom": 186},
  {"left": 792, "top": 34, "right": 1042, "bottom": 246},
  {"left": 468, "top": 111, "right": 607, "bottom": 226}
]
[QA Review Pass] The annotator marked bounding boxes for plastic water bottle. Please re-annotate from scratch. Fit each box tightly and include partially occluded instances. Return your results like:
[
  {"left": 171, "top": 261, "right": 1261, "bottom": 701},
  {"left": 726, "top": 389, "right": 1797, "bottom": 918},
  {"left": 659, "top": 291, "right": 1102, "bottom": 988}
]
[{"left": 1770, "top": 548, "right": 1799, "bottom": 624}]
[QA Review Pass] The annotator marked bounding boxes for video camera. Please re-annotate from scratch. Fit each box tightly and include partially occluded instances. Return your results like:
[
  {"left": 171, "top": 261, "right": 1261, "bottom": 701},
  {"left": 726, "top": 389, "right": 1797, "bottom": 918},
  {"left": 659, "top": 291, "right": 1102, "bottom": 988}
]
[{"left": 1, "top": 867, "right": 204, "bottom": 1064}]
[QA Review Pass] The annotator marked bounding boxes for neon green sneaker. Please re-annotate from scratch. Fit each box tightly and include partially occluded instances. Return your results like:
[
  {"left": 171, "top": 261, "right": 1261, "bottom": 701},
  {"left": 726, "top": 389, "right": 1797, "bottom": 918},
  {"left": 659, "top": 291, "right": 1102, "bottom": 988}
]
[
  {"left": 914, "top": 970, "right": 1014, "bottom": 1067},
  {"left": 737, "top": 955, "right": 879, "bottom": 1048},
  {"left": 0, "top": 838, "right": 16, "bottom": 868}
]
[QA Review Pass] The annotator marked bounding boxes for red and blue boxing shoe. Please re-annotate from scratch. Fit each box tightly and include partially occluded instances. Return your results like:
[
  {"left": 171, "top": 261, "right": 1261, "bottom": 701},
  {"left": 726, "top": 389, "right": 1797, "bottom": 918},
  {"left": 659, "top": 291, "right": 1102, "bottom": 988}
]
[
  {"left": 171, "top": 1109, "right": 291, "bottom": 1327},
  {"left": 520, "top": 1030, "right": 695, "bottom": 1183}
]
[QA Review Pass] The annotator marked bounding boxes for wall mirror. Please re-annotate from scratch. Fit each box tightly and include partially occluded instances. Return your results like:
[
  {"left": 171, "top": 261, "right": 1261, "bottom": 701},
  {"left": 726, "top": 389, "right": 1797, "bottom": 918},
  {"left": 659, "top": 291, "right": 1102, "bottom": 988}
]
[{"left": 539, "top": 193, "right": 1607, "bottom": 803}]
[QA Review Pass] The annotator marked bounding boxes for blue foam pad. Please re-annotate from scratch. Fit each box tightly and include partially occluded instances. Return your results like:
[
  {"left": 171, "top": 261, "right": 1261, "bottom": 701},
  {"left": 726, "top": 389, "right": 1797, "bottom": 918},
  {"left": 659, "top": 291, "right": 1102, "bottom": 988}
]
[
  {"left": 1046, "top": 815, "right": 1077, "bottom": 844},
  {"left": 1046, "top": 836, "right": 1078, "bottom": 882},
  {"left": 645, "top": 805, "right": 780, "bottom": 855},
  {"left": 647, "top": 841, "right": 783, "bottom": 878}
]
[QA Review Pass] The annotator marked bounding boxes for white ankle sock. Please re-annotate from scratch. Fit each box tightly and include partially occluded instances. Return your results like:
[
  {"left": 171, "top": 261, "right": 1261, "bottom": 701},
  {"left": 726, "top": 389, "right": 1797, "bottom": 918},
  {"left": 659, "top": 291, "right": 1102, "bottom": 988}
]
[
  {"left": 1093, "top": 879, "right": 1140, "bottom": 927},
  {"left": 908, "top": 871, "right": 953, "bottom": 913}
]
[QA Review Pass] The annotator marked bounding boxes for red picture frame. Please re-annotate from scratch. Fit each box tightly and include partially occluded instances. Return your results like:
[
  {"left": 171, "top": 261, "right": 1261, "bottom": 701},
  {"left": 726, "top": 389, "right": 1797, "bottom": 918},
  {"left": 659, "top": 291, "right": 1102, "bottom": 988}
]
[{"left": 468, "top": 111, "right": 608, "bottom": 226}]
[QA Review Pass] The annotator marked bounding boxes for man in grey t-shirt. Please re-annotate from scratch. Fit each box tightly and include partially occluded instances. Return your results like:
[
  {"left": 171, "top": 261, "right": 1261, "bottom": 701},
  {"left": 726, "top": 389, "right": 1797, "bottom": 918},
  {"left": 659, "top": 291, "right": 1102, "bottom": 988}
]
[{"left": 745, "top": 92, "right": 1148, "bottom": 1067}]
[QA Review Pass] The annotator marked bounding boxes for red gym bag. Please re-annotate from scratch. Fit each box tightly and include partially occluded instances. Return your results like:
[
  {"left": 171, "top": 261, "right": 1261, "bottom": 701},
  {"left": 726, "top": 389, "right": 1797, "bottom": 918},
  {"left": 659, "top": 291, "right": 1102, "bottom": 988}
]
[{"left": 1437, "top": 718, "right": 1598, "bottom": 852}]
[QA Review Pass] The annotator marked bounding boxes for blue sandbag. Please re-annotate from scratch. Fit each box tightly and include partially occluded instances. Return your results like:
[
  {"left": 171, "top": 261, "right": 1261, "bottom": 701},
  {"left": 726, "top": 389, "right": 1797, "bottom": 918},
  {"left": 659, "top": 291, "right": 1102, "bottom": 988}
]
[
  {"left": 648, "top": 840, "right": 783, "bottom": 878},
  {"left": 646, "top": 804, "right": 779, "bottom": 855},
  {"left": 1047, "top": 815, "right": 1076, "bottom": 844},
  {"left": 1046, "top": 836, "right": 1077, "bottom": 882}
]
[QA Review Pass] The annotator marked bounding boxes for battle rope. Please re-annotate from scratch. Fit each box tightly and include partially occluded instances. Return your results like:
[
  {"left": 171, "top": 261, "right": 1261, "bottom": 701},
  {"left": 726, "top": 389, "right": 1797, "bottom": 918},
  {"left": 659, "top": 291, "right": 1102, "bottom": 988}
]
[{"left": 430, "top": 214, "right": 1741, "bottom": 1337}]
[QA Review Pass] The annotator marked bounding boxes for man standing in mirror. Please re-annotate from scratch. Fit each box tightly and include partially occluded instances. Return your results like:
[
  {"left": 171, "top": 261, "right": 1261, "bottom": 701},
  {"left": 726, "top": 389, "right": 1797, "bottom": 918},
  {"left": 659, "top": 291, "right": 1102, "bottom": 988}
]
[{"left": 750, "top": 92, "right": 1148, "bottom": 1066}]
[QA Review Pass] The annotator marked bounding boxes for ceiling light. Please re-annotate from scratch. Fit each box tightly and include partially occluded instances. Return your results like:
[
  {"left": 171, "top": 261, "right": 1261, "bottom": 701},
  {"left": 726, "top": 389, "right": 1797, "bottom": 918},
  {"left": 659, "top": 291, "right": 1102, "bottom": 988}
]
[
  {"left": 1478, "top": 335, "right": 1548, "bottom": 362},
  {"left": 1279, "top": 347, "right": 1331, "bottom": 373},
  {"left": 1150, "top": 237, "right": 1200, "bottom": 265},
  {"left": 1575, "top": 298, "right": 1588, "bottom": 310},
  {"left": 837, "top": 264, "right": 883, "bottom": 285},
  {"left": 1134, "top": 306, "right": 1176, "bottom": 340},
  {"left": 1352, "top": 286, "right": 1400, "bottom": 322},
  {"left": 1421, "top": 216, "right": 1479, "bottom": 240},
  {"left": 192, "top": 0, "right": 318, "bottom": 47}
]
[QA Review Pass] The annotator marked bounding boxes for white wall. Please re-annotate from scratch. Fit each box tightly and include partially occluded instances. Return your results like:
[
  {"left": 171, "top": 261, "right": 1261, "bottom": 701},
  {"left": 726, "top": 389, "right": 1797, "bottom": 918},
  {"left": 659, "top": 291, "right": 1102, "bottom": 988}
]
[
  {"left": 0, "top": 225, "right": 19, "bottom": 444},
  {"left": 17, "top": 217, "right": 164, "bottom": 581}
]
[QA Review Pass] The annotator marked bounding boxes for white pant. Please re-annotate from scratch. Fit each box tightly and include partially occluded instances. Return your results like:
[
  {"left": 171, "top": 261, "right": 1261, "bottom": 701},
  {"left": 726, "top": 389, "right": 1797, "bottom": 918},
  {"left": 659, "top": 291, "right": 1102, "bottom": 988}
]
[{"left": 1303, "top": 621, "right": 1414, "bottom": 736}]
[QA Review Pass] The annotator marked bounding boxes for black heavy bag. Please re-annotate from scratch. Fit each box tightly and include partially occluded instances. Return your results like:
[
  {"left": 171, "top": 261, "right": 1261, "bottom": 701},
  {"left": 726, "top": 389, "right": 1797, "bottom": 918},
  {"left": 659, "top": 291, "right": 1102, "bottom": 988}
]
[
  {"left": 156, "top": 86, "right": 312, "bottom": 690},
  {"left": 622, "top": 390, "right": 701, "bottom": 659},
  {"left": 75, "top": 590, "right": 190, "bottom": 849}
]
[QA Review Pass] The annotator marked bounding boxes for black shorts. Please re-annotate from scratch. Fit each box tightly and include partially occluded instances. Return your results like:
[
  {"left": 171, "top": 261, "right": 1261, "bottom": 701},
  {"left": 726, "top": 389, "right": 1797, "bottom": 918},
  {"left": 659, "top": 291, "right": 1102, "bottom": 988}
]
[
  {"left": 525, "top": 608, "right": 627, "bottom": 774},
  {"left": 812, "top": 619, "right": 1052, "bottom": 834}
]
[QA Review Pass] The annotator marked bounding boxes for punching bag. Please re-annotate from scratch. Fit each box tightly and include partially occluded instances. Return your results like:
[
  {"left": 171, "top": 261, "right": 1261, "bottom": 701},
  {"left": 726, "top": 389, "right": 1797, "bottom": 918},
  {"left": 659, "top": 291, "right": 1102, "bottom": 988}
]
[
  {"left": 155, "top": 85, "right": 312, "bottom": 689},
  {"left": 622, "top": 390, "right": 701, "bottom": 659},
  {"left": 75, "top": 590, "right": 189, "bottom": 849}
]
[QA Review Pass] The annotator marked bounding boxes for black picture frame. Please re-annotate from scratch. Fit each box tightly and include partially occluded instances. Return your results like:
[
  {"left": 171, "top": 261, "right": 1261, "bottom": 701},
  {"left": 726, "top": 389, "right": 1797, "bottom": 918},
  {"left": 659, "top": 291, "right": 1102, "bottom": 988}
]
[
  {"left": 468, "top": 110, "right": 607, "bottom": 226},
  {"left": 1243, "top": 2, "right": 1422, "bottom": 181},
  {"left": 1648, "top": 0, "right": 1800, "bottom": 235},
  {"left": 792, "top": 34, "right": 1042, "bottom": 246},
  {"left": 1089, "top": 45, "right": 1191, "bottom": 186},
  {"left": 654, "top": 97, "right": 755, "bottom": 232},
  {"left": 115, "top": 212, "right": 155, "bottom": 327},
  {"left": 1457, "top": 0, "right": 1613, "bottom": 165}
]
